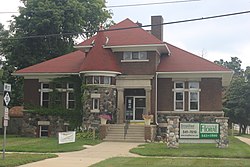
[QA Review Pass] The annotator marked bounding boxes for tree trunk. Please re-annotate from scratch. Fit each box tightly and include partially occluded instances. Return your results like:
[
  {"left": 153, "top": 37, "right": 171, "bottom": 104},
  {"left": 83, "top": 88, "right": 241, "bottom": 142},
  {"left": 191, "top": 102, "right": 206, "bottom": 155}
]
[
  {"left": 239, "top": 123, "right": 242, "bottom": 135},
  {"left": 242, "top": 124, "right": 247, "bottom": 134}
]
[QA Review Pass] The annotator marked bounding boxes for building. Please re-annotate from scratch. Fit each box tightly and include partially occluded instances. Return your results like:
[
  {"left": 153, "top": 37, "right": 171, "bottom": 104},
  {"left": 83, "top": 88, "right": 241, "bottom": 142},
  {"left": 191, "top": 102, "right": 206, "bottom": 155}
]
[{"left": 13, "top": 16, "right": 233, "bottom": 140}]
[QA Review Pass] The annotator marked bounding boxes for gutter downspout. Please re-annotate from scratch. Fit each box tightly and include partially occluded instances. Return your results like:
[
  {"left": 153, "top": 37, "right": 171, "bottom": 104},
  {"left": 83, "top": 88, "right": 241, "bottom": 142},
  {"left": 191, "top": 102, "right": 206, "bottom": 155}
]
[{"left": 155, "top": 72, "right": 158, "bottom": 125}]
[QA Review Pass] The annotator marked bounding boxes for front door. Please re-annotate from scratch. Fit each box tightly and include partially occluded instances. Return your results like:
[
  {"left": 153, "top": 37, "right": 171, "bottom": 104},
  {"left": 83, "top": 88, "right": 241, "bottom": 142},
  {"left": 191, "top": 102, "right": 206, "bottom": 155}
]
[{"left": 125, "top": 96, "right": 146, "bottom": 121}]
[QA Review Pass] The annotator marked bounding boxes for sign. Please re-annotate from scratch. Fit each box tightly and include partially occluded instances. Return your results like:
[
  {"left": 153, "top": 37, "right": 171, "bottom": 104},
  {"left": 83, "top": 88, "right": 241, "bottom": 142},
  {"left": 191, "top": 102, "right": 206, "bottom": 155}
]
[
  {"left": 180, "top": 123, "right": 199, "bottom": 139},
  {"left": 200, "top": 123, "right": 220, "bottom": 139},
  {"left": 4, "top": 107, "right": 9, "bottom": 120},
  {"left": 58, "top": 131, "right": 76, "bottom": 144},
  {"left": 4, "top": 83, "right": 11, "bottom": 92},
  {"left": 3, "top": 92, "right": 11, "bottom": 106},
  {"left": 3, "top": 120, "right": 8, "bottom": 127},
  {"left": 180, "top": 122, "right": 220, "bottom": 139}
]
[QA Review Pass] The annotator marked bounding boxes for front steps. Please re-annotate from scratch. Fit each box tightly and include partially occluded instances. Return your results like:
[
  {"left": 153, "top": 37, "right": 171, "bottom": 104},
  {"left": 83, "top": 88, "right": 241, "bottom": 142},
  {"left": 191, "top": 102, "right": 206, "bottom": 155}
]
[{"left": 103, "top": 124, "right": 145, "bottom": 142}]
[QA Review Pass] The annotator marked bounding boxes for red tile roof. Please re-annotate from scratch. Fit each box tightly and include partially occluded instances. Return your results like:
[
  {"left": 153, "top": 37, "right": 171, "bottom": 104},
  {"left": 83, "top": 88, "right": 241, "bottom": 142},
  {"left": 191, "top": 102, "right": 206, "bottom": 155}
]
[
  {"left": 14, "top": 18, "right": 230, "bottom": 75},
  {"left": 15, "top": 50, "right": 85, "bottom": 74},
  {"left": 79, "top": 30, "right": 121, "bottom": 73},
  {"left": 157, "top": 43, "right": 231, "bottom": 72},
  {"left": 79, "top": 18, "right": 164, "bottom": 46}
]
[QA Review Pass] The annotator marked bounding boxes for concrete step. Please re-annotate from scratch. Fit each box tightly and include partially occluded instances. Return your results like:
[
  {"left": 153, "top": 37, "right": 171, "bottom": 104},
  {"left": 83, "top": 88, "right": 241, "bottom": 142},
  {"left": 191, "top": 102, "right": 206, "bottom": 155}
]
[{"left": 104, "top": 124, "right": 145, "bottom": 142}]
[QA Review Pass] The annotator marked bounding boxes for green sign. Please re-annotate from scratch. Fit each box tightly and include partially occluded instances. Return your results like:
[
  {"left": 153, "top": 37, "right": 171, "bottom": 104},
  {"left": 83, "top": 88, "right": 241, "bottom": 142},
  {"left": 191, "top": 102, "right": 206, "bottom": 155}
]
[
  {"left": 199, "top": 123, "right": 220, "bottom": 139},
  {"left": 179, "top": 123, "right": 220, "bottom": 139}
]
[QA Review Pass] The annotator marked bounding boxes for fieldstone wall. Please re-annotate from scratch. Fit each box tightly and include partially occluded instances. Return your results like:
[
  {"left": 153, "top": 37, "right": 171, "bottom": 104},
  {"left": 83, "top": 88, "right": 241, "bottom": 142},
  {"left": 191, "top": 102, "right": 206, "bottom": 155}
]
[
  {"left": 82, "top": 87, "right": 117, "bottom": 129},
  {"left": 216, "top": 117, "right": 229, "bottom": 148},
  {"left": 166, "top": 116, "right": 180, "bottom": 148},
  {"left": 158, "top": 112, "right": 223, "bottom": 136},
  {"left": 21, "top": 112, "right": 68, "bottom": 137}
]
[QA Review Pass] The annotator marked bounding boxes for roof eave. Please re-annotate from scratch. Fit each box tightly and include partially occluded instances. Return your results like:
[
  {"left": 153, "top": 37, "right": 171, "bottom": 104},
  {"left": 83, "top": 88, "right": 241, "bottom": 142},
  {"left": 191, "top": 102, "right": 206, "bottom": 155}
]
[
  {"left": 156, "top": 71, "right": 234, "bottom": 87},
  {"left": 103, "top": 44, "right": 169, "bottom": 55}
]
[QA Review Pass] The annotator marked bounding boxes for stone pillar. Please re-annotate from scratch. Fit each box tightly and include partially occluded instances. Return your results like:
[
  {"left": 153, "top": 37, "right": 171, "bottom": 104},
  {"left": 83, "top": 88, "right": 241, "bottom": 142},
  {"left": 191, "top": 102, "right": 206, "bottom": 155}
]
[
  {"left": 99, "top": 124, "right": 109, "bottom": 140},
  {"left": 145, "top": 125, "right": 157, "bottom": 142},
  {"left": 166, "top": 116, "right": 180, "bottom": 148},
  {"left": 145, "top": 88, "right": 151, "bottom": 115},
  {"left": 216, "top": 117, "right": 229, "bottom": 148},
  {"left": 117, "top": 88, "right": 124, "bottom": 124}
]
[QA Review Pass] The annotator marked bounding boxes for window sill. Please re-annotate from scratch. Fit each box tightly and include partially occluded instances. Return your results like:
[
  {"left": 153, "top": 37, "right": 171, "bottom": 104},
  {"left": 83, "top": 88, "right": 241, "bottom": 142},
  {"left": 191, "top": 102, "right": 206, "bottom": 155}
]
[
  {"left": 121, "top": 59, "right": 149, "bottom": 63},
  {"left": 91, "top": 109, "right": 100, "bottom": 113}
]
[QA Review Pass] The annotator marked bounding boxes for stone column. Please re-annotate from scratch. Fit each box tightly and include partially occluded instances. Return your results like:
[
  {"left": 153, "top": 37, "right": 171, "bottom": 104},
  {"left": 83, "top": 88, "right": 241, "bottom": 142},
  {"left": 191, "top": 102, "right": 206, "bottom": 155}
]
[
  {"left": 216, "top": 117, "right": 229, "bottom": 148},
  {"left": 166, "top": 116, "right": 180, "bottom": 148},
  {"left": 145, "top": 88, "right": 151, "bottom": 115},
  {"left": 117, "top": 88, "right": 124, "bottom": 124}
]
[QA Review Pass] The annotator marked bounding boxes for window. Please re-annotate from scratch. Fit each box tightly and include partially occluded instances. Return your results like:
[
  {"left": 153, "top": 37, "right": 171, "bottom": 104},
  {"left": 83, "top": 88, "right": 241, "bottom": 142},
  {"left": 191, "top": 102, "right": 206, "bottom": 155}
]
[
  {"left": 66, "top": 83, "right": 75, "bottom": 109},
  {"left": 85, "top": 76, "right": 112, "bottom": 85},
  {"left": 173, "top": 81, "right": 200, "bottom": 111},
  {"left": 123, "top": 51, "right": 147, "bottom": 60},
  {"left": 174, "top": 82, "right": 184, "bottom": 111},
  {"left": 91, "top": 98, "right": 100, "bottom": 112},
  {"left": 54, "top": 93, "right": 62, "bottom": 106},
  {"left": 40, "top": 83, "right": 51, "bottom": 108},
  {"left": 40, "top": 125, "right": 49, "bottom": 137},
  {"left": 189, "top": 82, "right": 199, "bottom": 111},
  {"left": 103, "top": 76, "right": 111, "bottom": 84}
]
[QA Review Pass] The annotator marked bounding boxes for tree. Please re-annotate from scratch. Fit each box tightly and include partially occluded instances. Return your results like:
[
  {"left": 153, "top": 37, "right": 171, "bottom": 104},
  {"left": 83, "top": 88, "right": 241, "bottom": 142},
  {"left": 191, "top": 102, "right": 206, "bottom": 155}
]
[
  {"left": 214, "top": 57, "right": 243, "bottom": 76},
  {"left": 1, "top": 0, "right": 112, "bottom": 106},
  {"left": 215, "top": 57, "right": 250, "bottom": 134},
  {"left": 4, "top": 0, "right": 112, "bottom": 69}
]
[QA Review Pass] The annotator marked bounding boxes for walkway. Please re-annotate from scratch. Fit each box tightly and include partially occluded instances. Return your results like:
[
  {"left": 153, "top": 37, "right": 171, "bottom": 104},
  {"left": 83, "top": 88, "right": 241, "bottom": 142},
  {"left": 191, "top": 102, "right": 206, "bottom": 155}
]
[
  {"left": 235, "top": 136, "right": 250, "bottom": 145},
  {"left": 19, "top": 142, "right": 142, "bottom": 167}
]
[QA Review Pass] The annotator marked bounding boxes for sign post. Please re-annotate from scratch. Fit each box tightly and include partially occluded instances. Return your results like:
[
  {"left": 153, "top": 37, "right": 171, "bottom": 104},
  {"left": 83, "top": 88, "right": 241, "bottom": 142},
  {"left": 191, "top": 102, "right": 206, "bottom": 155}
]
[{"left": 2, "top": 83, "right": 11, "bottom": 160}]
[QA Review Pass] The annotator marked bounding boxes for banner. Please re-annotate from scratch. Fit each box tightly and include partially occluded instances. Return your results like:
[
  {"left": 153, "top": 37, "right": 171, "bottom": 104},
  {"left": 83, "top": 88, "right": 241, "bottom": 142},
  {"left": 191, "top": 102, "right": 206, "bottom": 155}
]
[{"left": 58, "top": 131, "right": 76, "bottom": 144}]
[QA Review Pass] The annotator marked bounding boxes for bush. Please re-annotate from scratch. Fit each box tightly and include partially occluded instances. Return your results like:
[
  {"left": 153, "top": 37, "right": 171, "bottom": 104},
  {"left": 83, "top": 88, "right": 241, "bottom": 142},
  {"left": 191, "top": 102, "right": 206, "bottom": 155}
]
[{"left": 76, "top": 131, "right": 99, "bottom": 140}]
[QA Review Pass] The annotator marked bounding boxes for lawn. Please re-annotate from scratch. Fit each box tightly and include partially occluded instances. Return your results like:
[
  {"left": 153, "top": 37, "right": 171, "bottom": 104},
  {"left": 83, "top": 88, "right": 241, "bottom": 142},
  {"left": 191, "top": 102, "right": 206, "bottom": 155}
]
[
  {"left": 242, "top": 134, "right": 250, "bottom": 138},
  {"left": 130, "top": 137, "right": 250, "bottom": 158},
  {"left": 0, "top": 135, "right": 101, "bottom": 153},
  {"left": 92, "top": 157, "right": 250, "bottom": 167},
  {"left": 0, "top": 153, "right": 57, "bottom": 167},
  {"left": 93, "top": 137, "right": 250, "bottom": 167}
]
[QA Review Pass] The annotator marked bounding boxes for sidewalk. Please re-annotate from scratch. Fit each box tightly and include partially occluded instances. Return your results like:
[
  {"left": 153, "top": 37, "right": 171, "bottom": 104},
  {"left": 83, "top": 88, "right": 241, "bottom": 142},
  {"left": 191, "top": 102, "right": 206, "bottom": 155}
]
[
  {"left": 235, "top": 136, "right": 250, "bottom": 145},
  {"left": 19, "top": 142, "right": 142, "bottom": 167}
]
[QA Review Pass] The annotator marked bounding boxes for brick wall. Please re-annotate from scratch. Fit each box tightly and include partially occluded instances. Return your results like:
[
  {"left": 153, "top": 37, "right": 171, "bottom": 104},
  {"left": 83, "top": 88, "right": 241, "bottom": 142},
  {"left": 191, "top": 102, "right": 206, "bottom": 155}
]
[{"left": 24, "top": 79, "right": 40, "bottom": 107}]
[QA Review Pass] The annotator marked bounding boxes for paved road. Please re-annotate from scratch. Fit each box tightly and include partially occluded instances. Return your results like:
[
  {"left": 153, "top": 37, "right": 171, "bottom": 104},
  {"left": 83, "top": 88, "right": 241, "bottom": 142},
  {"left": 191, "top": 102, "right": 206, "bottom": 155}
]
[
  {"left": 19, "top": 142, "right": 142, "bottom": 167},
  {"left": 236, "top": 136, "right": 250, "bottom": 145}
]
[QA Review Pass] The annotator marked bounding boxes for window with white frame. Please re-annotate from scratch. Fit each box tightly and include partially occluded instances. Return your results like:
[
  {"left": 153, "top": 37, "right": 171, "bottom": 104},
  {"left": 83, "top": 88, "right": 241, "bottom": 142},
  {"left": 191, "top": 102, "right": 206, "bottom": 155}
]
[
  {"left": 174, "top": 82, "right": 184, "bottom": 111},
  {"left": 40, "top": 83, "right": 51, "bottom": 108},
  {"left": 123, "top": 51, "right": 147, "bottom": 60},
  {"left": 189, "top": 82, "right": 199, "bottom": 111},
  {"left": 66, "top": 83, "right": 75, "bottom": 109},
  {"left": 92, "top": 98, "right": 100, "bottom": 110},
  {"left": 85, "top": 76, "right": 112, "bottom": 85}
]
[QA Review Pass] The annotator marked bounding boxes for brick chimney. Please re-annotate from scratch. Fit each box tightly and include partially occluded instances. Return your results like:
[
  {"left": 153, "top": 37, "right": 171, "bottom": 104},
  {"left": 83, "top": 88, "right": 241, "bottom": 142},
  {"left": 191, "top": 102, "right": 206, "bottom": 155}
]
[{"left": 151, "top": 16, "right": 163, "bottom": 41}]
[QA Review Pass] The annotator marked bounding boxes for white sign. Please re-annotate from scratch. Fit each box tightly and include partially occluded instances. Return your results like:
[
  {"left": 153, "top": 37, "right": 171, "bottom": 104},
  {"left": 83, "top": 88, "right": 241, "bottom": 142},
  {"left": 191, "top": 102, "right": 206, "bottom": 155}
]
[
  {"left": 180, "top": 123, "right": 200, "bottom": 139},
  {"left": 4, "top": 107, "right": 9, "bottom": 120},
  {"left": 4, "top": 83, "right": 11, "bottom": 92},
  {"left": 58, "top": 131, "right": 76, "bottom": 144},
  {"left": 4, "top": 92, "right": 11, "bottom": 106},
  {"left": 3, "top": 119, "right": 8, "bottom": 127}
]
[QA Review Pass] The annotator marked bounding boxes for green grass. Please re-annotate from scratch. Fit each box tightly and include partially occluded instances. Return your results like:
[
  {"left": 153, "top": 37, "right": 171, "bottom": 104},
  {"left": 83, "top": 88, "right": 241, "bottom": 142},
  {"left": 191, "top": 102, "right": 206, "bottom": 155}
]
[
  {"left": 0, "top": 153, "right": 57, "bottom": 167},
  {"left": 91, "top": 157, "right": 250, "bottom": 167},
  {"left": 0, "top": 135, "right": 101, "bottom": 153},
  {"left": 242, "top": 134, "right": 250, "bottom": 138},
  {"left": 130, "top": 137, "right": 250, "bottom": 158}
]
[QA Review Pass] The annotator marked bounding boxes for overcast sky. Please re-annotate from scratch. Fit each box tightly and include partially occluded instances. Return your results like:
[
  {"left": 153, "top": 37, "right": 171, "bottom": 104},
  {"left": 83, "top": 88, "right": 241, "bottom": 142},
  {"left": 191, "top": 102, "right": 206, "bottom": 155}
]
[{"left": 1, "top": 0, "right": 250, "bottom": 68}]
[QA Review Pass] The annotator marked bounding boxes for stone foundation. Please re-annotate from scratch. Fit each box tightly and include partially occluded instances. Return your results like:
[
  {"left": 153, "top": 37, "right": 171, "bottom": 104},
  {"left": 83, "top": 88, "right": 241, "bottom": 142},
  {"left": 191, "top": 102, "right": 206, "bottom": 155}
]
[
  {"left": 21, "top": 112, "right": 68, "bottom": 137},
  {"left": 216, "top": 117, "right": 229, "bottom": 148}
]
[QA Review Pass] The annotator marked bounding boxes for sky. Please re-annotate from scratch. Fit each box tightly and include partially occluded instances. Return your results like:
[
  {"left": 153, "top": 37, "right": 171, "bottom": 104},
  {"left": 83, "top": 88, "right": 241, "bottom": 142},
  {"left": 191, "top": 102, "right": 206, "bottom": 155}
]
[{"left": 1, "top": 0, "right": 250, "bottom": 69}]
